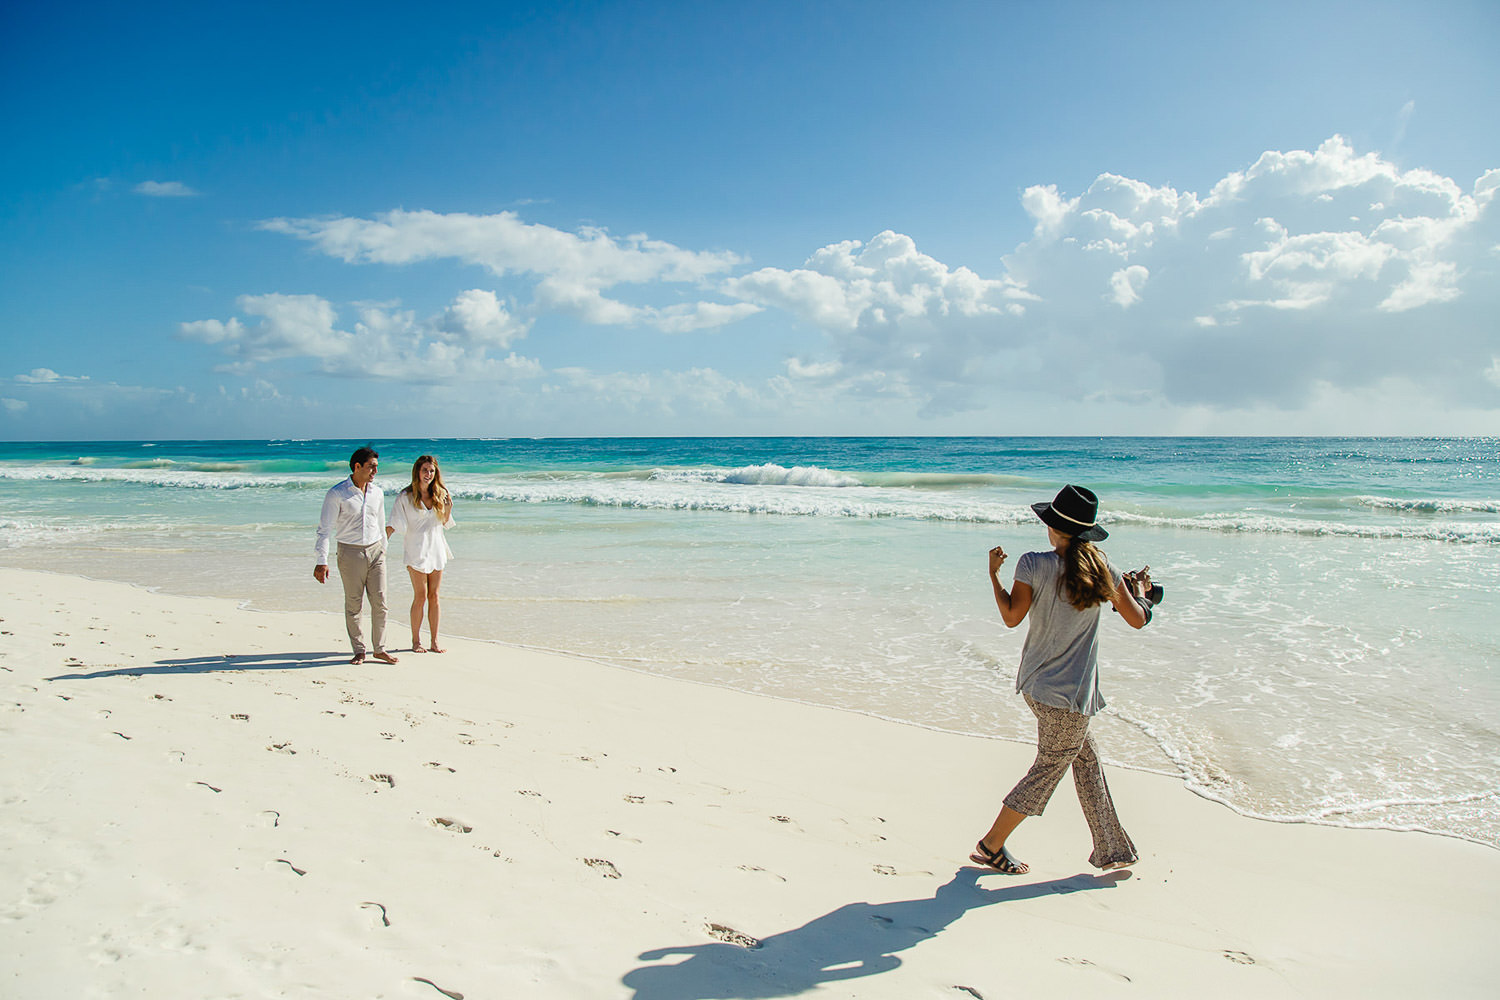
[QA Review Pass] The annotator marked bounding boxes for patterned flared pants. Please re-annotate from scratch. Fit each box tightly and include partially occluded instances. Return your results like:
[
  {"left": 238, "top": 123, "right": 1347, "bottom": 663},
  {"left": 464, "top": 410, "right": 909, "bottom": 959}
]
[{"left": 1003, "top": 693, "right": 1137, "bottom": 869}]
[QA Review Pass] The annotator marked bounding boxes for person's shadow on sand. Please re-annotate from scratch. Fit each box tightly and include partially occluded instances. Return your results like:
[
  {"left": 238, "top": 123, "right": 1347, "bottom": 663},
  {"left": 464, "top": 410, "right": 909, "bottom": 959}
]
[
  {"left": 47, "top": 651, "right": 347, "bottom": 681},
  {"left": 622, "top": 867, "right": 1129, "bottom": 1000}
]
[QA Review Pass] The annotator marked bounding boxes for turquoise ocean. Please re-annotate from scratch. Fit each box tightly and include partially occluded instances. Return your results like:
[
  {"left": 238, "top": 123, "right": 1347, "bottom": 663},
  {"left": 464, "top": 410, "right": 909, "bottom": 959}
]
[{"left": 1, "top": 437, "right": 1496, "bottom": 846}]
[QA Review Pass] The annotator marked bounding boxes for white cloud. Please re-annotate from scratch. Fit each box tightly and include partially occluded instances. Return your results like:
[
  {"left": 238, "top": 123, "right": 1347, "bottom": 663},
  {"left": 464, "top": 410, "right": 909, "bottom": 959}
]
[
  {"left": 1379, "top": 260, "right": 1460, "bottom": 312},
  {"left": 785, "top": 358, "right": 842, "bottom": 379},
  {"left": 988, "top": 135, "right": 1500, "bottom": 409},
  {"left": 723, "top": 231, "right": 1036, "bottom": 412},
  {"left": 198, "top": 136, "right": 1496, "bottom": 427},
  {"left": 438, "top": 289, "right": 528, "bottom": 349},
  {"left": 134, "top": 180, "right": 200, "bottom": 198},
  {"left": 181, "top": 293, "right": 349, "bottom": 363},
  {"left": 14, "top": 368, "right": 90, "bottom": 383},
  {"left": 2, "top": 398, "right": 27, "bottom": 412},
  {"left": 261, "top": 209, "right": 755, "bottom": 333},
  {"left": 726, "top": 231, "right": 1030, "bottom": 333},
  {"left": 1109, "top": 265, "right": 1149, "bottom": 307},
  {"left": 181, "top": 291, "right": 542, "bottom": 383},
  {"left": 704, "top": 137, "right": 1498, "bottom": 416}
]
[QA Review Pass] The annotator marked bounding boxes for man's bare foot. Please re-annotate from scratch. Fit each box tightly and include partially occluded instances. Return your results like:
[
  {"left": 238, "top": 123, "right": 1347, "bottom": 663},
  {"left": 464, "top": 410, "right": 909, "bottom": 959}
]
[
  {"left": 412, "top": 643, "right": 427, "bottom": 653},
  {"left": 430, "top": 643, "right": 445, "bottom": 653},
  {"left": 350, "top": 652, "right": 366, "bottom": 664},
  {"left": 373, "top": 650, "right": 399, "bottom": 664}
]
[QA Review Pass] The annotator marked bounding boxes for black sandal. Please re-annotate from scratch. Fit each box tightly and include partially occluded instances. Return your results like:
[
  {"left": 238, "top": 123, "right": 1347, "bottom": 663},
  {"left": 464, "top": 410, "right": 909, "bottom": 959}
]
[{"left": 970, "top": 840, "right": 1029, "bottom": 875}]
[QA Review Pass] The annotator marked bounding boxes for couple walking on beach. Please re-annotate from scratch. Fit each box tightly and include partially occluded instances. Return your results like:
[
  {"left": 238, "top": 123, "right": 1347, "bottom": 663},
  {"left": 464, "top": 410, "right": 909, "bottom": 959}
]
[{"left": 312, "top": 447, "right": 455, "bottom": 664}]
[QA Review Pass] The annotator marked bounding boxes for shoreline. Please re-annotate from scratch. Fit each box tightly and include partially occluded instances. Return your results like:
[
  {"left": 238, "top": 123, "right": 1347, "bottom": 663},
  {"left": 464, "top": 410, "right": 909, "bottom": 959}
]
[
  {"left": 3, "top": 566, "right": 1498, "bottom": 996},
  {"left": 9, "top": 561, "right": 1496, "bottom": 853}
]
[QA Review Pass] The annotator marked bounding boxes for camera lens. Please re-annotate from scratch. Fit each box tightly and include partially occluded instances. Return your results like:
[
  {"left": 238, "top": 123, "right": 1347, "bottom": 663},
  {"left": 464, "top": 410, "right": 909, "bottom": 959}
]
[{"left": 1146, "top": 584, "right": 1164, "bottom": 604}]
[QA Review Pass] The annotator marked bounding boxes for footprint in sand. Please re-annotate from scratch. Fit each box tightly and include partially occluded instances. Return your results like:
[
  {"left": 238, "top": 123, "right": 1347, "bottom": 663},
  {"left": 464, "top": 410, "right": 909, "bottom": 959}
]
[
  {"left": 194, "top": 781, "right": 222, "bottom": 793},
  {"left": 872, "top": 864, "right": 935, "bottom": 877},
  {"left": 423, "top": 761, "right": 457, "bottom": 773},
  {"left": 231, "top": 713, "right": 249, "bottom": 721},
  {"left": 737, "top": 865, "right": 787, "bottom": 882},
  {"left": 516, "top": 789, "right": 547, "bottom": 801},
  {"left": 1223, "top": 950, "right": 1256, "bottom": 965},
  {"left": 360, "top": 901, "right": 390, "bottom": 927},
  {"left": 583, "top": 858, "right": 622, "bottom": 879},
  {"left": 259, "top": 810, "right": 280, "bottom": 828},
  {"left": 368, "top": 773, "right": 395, "bottom": 788},
  {"left": 1058, "top": 957, "right": 1131, "bottom": 983},
  {"left": 4, "top": 867, "right": 84, "bottom": 920},
  {"left": 266, "top": 742, "right": 296, "bottom": 754},
  {"left": 607, "top": 830, "right": 642, "bottom": 844},
  {"left": 410, "top": 977, "right": 464, "bottom": 999},
  {"left": 430, "top": 817, "right": 472, "bottom": 833},
  {"left": 950, "top": 987, "right": 985, "bottom": 999},
  {"left": 273, "top": 858, "right": 307, "bottom": 876}
]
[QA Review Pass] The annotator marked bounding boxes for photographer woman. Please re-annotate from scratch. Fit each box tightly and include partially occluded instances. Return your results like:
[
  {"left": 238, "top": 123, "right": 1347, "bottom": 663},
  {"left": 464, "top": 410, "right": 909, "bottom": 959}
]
[{"left": 971, "top": 485, "right": 1156, "bottom": 874}]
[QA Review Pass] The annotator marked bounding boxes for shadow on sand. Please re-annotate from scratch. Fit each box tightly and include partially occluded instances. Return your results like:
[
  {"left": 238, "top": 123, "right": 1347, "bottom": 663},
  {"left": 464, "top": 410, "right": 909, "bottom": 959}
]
[
  {"left": 622, "top": 867, "right": 1130, "bottom": 999},
  {"left": 46, "top": 651, "right": 348, "bottom": 681}
]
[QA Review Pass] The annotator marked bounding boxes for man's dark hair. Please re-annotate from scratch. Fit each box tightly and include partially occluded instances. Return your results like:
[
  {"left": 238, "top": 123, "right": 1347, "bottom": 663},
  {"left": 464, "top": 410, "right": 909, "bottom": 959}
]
[{"left": 349, "top": 446, "right": 378, "bottom": 471}]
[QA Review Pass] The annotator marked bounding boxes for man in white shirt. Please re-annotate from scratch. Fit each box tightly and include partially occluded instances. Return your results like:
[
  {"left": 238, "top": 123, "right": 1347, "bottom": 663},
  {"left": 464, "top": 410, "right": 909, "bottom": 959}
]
[{"left": 314, "top": 446, "right": 400, "bottom": 664}]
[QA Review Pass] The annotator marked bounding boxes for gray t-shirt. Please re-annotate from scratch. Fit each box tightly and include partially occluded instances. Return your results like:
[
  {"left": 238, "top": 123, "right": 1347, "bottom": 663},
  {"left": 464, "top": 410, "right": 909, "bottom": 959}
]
[{"left": 1013, "top": 550, "right": 1123, "bottom": 716}]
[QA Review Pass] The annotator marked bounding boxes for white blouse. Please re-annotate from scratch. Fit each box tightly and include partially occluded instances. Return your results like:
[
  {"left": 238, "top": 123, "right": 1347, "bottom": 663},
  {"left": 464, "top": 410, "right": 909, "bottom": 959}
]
[{"left": 389, "top": 491, "right": 454, "bottom": 573}]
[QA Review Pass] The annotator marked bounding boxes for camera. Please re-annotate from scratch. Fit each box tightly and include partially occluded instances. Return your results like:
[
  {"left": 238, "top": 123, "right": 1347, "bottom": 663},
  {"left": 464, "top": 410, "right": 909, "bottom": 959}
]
[{"left": 1145, "top": 583, "right": 1164, "bottom": 604}]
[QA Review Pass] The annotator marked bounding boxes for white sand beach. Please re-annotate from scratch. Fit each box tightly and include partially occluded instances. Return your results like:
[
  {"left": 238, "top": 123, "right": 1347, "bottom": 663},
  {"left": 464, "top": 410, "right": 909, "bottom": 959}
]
[{"left": 2, "top": 566, "right": 1497, "bottom": 998}]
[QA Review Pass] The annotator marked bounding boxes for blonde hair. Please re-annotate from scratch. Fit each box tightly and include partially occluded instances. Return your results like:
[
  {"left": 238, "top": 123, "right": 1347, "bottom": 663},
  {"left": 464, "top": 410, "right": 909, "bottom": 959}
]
[
  {"left": 1059, "top": 537, "right": 1115, "bottom": 611},
  {"left": 404, "top": 455, "right": 451, "bottom": 518}
]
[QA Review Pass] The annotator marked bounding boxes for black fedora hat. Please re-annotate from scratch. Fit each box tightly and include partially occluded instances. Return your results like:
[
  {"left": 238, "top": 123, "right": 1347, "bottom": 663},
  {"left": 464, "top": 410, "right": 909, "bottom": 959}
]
[{"left": 1032, "top": 484, "right": 1108, "bottom": 541}]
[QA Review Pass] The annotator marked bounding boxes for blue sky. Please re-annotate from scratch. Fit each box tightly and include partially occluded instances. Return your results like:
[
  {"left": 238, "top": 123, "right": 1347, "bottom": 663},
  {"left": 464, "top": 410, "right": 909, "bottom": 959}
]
[{"left": 2, "top": 0, "right": 1498, "bottom": 439}]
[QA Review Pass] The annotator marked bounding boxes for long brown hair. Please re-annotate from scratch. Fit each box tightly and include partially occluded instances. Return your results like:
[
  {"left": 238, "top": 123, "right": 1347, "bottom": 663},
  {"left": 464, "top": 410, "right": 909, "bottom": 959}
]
[
  {"left": 404, "top": 454, "right": 451, "bottom": 518},
  {"left": 1059, "top": 536, "right": 1115, "bottom": 611}
]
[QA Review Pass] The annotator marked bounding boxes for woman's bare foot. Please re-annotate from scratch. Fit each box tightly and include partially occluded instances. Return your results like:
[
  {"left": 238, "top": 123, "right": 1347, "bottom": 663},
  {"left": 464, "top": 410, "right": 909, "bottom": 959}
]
[
  {"left": 412, "top": 642, "right": 427, "bottom": 653},
  {"left": 350, "top": 652, "right": 366, "bottom": 664},
  {"left": 430, "top": 643, "right": 445, "bottom": 653},
  {"left": 373, "top": 650, "right": 400, "bottom": 664}
]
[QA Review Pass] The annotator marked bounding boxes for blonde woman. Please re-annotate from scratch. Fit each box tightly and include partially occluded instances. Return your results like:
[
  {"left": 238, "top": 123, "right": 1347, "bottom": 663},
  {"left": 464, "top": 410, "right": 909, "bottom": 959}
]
[
  {"left": 972, "top": 485, "right": 1156, "bottom": 875},
  {"left": 386, "top": 455, "right": 454, "bottom": 653}
]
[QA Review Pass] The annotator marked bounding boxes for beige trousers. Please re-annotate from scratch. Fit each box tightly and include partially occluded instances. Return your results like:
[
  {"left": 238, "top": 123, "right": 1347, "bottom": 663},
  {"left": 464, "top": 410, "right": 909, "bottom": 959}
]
[
  {"left": 1003, "top": 693, "right": 1137, "bottom": 869},
  {"left": 335, "top": 540, "right": 388, "bottom": 655}
]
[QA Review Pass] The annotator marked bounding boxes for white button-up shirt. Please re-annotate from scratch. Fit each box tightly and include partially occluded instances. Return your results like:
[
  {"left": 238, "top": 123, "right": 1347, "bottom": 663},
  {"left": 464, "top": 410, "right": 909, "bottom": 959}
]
[{"left": 314, "top": 477, "right": 387, "bottom": 565}]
